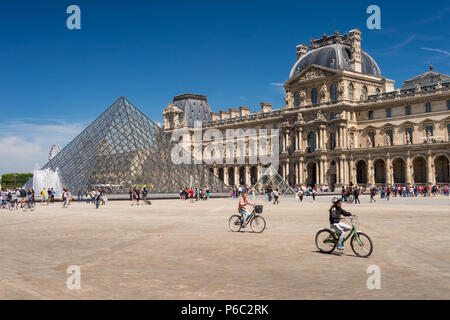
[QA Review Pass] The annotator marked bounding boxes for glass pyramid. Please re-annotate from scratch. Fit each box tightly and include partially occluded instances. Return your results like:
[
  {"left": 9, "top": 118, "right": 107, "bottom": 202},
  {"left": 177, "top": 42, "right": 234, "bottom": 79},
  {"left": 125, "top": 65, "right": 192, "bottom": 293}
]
[
  {"left": 25, "top": 97, "right": 228, "bottom": 194},
  {"left": 254, "top": 166, "right": 294, "bottom": 195}
]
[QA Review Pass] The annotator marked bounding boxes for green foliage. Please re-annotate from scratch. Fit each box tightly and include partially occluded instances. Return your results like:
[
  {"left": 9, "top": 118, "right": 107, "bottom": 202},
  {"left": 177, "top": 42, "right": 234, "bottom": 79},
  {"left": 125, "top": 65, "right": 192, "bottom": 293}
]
[{"left": 1, "top": 173, "right": 33, "bottom": 189}]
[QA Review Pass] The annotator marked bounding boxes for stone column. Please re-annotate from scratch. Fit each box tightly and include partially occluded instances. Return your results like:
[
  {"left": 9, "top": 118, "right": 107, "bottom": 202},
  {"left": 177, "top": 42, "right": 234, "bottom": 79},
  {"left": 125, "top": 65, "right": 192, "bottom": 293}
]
[
  {"left": 319, "top": 159, "right": 324, "bottom": 184},
  {"left": 298, "top": 128, "right": 303, "bottom": 151},
  {"left": 286, "top": 159, "right": 290, "bottom": 184},
  {"left": 295, "top": 161, "right": 299, "bottom": 185},
  {"left": 339, "top": 158, "right": 345, "bottom": 185},
  {"left": 299, "top": 158, "right": 304, "bottom": 185},
  {"left": 315, "top": 161, "right": 320, "bottom": 185},
  {"left": 406, "top": 154, "right": 412, "bottom": 185},
  {"left": 343, "top": 126, "right": 347, "bottom": 149},
  {"left": 323, "top": 160, "right": 329, "bottom": 186},
  {"left": 427, "top": 152, "right": 434, "bottom": 184},
  {"left": 367, "top": 158, "right": 374, "bottom": 186},
  {"left": 246, "top": 164, "right": 250, "bottom": 186},
  {"left": 336, "top": 159, "right": 341, "bottom": 185},
  {"left": 224, "top": 166, "right": 229, "bottom": 185},
  {"left": 386, "top": 156, "right": 392, "bottom": 185},
  {"left": 285, "top": 129, "right": 290, "bottom": 152},
  {"left": 234, "top": 165, "right": 239, "bottom": 186}
]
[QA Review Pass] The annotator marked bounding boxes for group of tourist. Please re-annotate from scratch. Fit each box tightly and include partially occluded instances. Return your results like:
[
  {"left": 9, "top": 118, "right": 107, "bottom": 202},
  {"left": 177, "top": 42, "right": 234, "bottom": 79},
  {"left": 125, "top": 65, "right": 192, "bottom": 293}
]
[
  {"left": 0, "top": 188, "right": 35, "bottom": 210},
  {"left": 128, "top": 187, "right": 148, "bottom": 205},
  {"left": 179, "top": 187, "right": 211, "bottom": 202},
  {"left": 369, "top": 184, "right": 449, "bottom": 200}
]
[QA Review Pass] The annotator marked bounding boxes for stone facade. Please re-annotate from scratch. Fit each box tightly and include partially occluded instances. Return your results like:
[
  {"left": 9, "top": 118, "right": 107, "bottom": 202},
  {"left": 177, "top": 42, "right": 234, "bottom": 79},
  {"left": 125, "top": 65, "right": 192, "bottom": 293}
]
[{"left": 163, "top": 30, "right": 450, "bottom": 190}]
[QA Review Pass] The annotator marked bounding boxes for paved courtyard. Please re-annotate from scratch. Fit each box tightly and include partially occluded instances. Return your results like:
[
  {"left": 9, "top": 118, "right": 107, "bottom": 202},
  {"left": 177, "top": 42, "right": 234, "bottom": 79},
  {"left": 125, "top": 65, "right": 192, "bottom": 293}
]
[{"left": 0, "top": 195, "right": 449, "bottom": 299}]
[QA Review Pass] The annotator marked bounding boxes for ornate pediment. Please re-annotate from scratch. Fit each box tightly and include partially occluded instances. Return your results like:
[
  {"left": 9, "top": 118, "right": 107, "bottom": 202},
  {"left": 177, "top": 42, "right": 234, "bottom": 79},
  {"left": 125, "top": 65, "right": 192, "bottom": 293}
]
[{"left": 290, "top": 65, "right": 337, "bottom": 84}]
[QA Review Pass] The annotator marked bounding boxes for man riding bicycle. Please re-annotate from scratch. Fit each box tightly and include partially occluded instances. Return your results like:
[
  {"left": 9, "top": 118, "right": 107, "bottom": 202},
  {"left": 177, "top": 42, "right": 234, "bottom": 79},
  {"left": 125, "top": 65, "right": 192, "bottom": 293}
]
[
  {"left": 329, "top": 196, "right": 355, "bottom": 250},
  {"left": 238, "top": 191, "right": 254, "bottom": 228}
]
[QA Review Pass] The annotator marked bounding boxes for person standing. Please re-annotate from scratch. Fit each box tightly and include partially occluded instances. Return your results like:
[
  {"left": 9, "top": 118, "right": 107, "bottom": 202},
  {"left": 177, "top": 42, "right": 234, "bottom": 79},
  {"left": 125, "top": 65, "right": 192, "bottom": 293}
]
[
  {"left": 353, "top": 186, "right": 360, "bottom": 204},
  {"left": 370, "top": 187, "right": 376, "bottom": 203},
  {"left": 273, "top": 188, "right": 280, "bottom": 205}
]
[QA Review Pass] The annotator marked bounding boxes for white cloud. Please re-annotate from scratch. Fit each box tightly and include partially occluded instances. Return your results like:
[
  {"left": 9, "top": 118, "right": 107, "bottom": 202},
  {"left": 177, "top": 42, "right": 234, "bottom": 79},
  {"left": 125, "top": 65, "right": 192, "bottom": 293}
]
[
  {"left": 421, "top": 47, "right": 450, "bottom": 56},
  {"left": 0, "top": 120, "right": 85, "bottom": 174}
]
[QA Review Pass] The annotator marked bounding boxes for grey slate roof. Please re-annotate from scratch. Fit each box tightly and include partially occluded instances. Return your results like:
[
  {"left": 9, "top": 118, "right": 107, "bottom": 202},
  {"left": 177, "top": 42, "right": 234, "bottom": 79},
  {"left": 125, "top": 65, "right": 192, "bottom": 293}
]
[
  {"left": 172, "top": 94, "right": 212, "bottom": 127},
  {"left": 289, "top": 43, "right": 381, "bottom": 79}
]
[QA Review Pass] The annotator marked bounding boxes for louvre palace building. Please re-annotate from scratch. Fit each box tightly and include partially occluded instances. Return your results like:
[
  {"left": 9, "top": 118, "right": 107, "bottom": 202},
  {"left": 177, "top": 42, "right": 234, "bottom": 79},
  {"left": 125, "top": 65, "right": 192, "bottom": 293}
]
[{"left": 163, "top": 29, "right": 450, "bottom": 190}]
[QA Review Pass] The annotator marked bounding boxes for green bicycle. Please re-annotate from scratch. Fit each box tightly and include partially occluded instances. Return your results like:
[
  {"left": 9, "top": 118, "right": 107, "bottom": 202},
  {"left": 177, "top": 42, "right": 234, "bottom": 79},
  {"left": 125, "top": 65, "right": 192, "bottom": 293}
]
[{"left": 315, "top": 216, "right": 373, "bottom": 258}]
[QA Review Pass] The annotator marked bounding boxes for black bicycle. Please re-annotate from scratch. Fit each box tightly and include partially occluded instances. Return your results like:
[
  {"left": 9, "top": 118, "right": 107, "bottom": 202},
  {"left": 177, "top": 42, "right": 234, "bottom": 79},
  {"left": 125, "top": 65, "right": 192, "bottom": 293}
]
[
  {"left": 8, "top": 199, "right": 18, "bottom": 211},
  {"left": 22, "top": 199, "right": 36, "bottom": 212},
  {"left": 229, "top": 204, "right": 266, "bottom": 233}
]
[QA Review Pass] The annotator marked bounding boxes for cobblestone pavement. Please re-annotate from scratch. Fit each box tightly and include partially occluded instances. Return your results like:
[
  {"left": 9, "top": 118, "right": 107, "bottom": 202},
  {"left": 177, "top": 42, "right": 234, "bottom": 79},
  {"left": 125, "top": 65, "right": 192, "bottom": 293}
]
[{"left": 0, "top": 195, "right": 449, "bottom": 299}]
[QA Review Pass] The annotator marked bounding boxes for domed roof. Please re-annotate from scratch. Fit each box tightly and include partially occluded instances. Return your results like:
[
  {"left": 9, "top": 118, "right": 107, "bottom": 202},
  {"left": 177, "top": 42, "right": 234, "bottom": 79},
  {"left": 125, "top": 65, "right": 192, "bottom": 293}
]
[{"left": 289, "top": 43, "right": 381, "bottom": 79}]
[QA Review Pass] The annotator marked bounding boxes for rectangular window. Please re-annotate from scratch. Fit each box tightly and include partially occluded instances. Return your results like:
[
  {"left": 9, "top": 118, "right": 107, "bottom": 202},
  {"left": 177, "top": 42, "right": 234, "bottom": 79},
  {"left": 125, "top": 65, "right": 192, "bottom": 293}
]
[
  {"left": 368, "top": 110, "right": 374, "bottom": 120},
  {"left": 405, "top": 105, "right": 411, "bottom": 115},
  {"left": 330, "top": 112, "right": 335, "bottom": 120},
  {"left": 448, "top": 100, "right": 450, "bottom": 110},
  {"left": 425, "top": 102, "right": 432, "bottom": 113},
  {"left": 386, "top": 108, "right": 392, "bottom": 118},
  {"left": 330, "top": 132, "right": 336, "bottom": 150},
  {"left": 426, "top": 125, "right": 433, "bottom": 136},
  {"left": 448, "top": 124, "right": 450, "bottom": 140}
]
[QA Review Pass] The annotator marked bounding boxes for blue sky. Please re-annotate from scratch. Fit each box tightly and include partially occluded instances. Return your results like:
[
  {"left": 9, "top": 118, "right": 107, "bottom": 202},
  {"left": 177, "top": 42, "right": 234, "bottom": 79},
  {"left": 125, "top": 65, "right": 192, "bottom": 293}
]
[{"left": 0, "top": 0, "right": 449, "bottom": 173}]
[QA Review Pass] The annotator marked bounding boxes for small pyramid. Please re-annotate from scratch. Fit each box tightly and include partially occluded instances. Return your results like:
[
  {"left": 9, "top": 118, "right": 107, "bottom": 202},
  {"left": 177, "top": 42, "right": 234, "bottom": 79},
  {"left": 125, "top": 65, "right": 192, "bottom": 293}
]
[
  {"left": 25, "top": 97, "right": 227, "bottom": 194},
  {"left": 254, "top": 166, "right": 294, "bottom": 195}
]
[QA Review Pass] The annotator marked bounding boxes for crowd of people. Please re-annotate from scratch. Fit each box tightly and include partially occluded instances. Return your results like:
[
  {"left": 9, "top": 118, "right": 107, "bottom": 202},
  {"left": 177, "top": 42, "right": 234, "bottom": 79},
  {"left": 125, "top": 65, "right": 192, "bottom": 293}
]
[
  {"left": 0, "top": 188, "right": 35, "bottom": 210},
  {"left": 179, "top": 187, "right": 210, "bottom": 202},
  {"left": 128, "top": 187, "right": 149, "bottom": 205}
]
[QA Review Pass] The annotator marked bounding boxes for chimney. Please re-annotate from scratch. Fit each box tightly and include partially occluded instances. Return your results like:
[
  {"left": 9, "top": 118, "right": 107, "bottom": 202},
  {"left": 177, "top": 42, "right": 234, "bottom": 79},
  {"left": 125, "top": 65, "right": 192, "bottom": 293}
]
[
  {"left": 260, "top": 102, "right": 272, "bottom": 113},
  {"left": 349, "top": 29, "right": 362, "bottom": 73},
  {"left": 296, "top": 44, "right": 308, "bottom": 60}
]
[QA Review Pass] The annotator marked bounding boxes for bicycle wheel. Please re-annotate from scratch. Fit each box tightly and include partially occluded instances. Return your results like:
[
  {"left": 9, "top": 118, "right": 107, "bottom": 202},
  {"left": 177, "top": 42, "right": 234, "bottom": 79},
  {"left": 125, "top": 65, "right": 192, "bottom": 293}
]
[
  {"left": 8, "top": 203, "right": 14, "bottom": 211},
  {"left": 30, "top": 202, "right": 36, "bottom": 211},
  {"left": 351, "top": 232, "right": 373, "bottom": 258},
  {"left": 22, "top": 204, "right": 28, "bottom": 212},
  {"left": 228, "top": 215, "right": 243, "bottom": 232},
  {"left": 250, "top": 215, "right": 266, "bottom": 233},
  {"left": 315, "top": 229, "right": 337, "bottom": 253}
]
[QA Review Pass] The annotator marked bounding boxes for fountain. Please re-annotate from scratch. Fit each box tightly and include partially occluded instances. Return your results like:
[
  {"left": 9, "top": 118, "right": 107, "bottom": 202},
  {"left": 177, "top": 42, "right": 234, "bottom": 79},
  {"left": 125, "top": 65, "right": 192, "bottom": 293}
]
[{"left": 32, "top": 167, "right": 64, "bottom": 197}]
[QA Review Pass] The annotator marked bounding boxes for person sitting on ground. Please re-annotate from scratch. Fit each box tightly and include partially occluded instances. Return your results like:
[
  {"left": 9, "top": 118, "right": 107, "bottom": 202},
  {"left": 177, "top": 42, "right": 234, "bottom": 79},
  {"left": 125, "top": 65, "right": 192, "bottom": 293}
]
[
  {"left": 238, "top": 191, "right": 254, "bottom": 228},
  {"left": 329, "top": 197, "right": 354, "bottom": 250}
]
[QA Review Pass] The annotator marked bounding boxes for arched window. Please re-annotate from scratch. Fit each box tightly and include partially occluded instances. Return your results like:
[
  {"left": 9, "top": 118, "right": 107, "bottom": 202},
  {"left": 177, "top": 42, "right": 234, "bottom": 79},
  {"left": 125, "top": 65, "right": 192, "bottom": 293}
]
[
  {"left": 362, "top": 86, "right": 368, "bottom": 100},
  {"left": 330, "top": 84, "right": 337, "bottom": 102},
  {"left": 311, "top": 88, "right": 318, "bottom": 104},
  {"left": 294, "top": 91, "right": 300, "bottom": 107},
  {"left": 348, "top": 83, "right": 354, "bottom": 100}
]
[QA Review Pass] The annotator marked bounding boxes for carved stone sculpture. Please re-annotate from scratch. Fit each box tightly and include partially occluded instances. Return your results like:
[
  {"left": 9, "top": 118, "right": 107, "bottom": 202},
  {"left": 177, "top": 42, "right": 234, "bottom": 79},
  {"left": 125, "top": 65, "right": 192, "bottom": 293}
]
[
  {"left": 315, "top": 110, "right": 326, "bottom": 121},
  {"left": 405, "top": 131, "right": 411, "bottom": 145},
  {"left": 284, "top": 91, "right": 294, "bottom": 108},
  {"left": 320, "top": 81, "right": 328, "bottom": 102},
  {"left": 367, "top": 136, "right": 372, "bottom": 147},
  {"left": 384, "top": 134, "right": 391, "bottom": 146}
]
